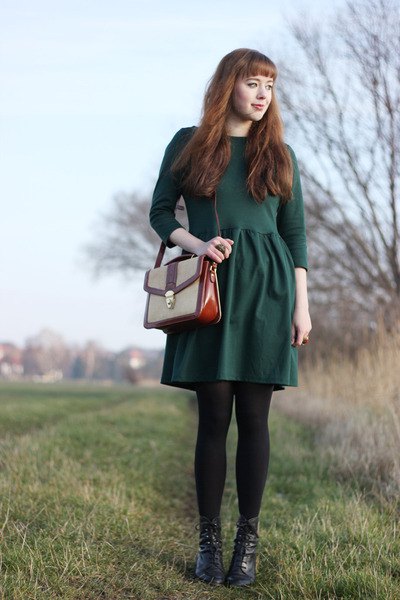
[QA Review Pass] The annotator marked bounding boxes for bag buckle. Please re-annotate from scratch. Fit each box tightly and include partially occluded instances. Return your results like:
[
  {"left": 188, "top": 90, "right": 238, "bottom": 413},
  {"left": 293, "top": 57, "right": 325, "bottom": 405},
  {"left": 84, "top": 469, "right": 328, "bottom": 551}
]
[{"left": 165, "top": 290, "right": 175, "bottom": 309}]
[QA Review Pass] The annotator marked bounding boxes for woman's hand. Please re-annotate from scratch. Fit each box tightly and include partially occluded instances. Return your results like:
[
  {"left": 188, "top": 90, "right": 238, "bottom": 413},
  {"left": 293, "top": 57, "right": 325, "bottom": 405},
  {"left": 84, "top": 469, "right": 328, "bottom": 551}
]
[
  {"left": 291, "top": 305, "right": 312, "bottom": 347},
  {"left": 291, "top": 267, "right": 311, "bottom": 347},
  {"left": 195, "top": 237, "right": 234, "bottom": 263},
  {"left": 168, "top": 228, "right": 234, "bottom": 261}
]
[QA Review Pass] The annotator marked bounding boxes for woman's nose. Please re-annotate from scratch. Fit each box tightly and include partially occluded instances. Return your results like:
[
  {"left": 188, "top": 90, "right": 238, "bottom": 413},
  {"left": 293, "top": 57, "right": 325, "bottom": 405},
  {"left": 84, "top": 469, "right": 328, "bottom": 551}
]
[{"left": 257, "top": 89, "right": 266, "bottom": 99}]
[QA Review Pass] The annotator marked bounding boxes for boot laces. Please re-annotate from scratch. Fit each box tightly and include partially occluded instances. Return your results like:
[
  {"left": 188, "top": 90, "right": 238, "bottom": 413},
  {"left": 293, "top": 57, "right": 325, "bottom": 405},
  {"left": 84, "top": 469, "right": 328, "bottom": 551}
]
[
  {"left": 196, "top": 520, "right": 223, "bottom": 554},
  {"left": 196, "top": 522, "right": 223, "bottom": 574},
  {"left": 233, "top": 521, "right": 259, "bottom": 558}
]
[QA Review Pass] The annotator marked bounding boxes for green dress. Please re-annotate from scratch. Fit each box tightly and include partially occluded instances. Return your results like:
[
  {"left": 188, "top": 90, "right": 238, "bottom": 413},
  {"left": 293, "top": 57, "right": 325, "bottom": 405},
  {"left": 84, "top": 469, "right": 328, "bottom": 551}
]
[{"left": 149, "top": 127, "right": 308, "bottom": 392}]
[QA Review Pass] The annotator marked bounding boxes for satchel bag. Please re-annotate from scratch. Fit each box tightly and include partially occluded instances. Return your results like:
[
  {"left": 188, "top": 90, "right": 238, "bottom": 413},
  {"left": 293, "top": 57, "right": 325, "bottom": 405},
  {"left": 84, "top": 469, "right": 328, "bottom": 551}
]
[{"left": 143, "top": 195, "right": 222, "bottom": 334}]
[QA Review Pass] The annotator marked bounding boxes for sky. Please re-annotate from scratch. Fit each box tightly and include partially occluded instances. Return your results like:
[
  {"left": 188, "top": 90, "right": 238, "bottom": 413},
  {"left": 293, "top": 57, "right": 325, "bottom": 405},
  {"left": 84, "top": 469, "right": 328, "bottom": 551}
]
[{"left": 0, "top": 0, "right": 339, "bottom": 352}]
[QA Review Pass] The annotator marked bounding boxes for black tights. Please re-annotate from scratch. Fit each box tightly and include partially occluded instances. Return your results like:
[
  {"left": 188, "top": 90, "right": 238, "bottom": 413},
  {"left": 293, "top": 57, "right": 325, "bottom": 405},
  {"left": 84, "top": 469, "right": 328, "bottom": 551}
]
[{"left": 194, "top": 381, "right": 274, "bottom": 521}]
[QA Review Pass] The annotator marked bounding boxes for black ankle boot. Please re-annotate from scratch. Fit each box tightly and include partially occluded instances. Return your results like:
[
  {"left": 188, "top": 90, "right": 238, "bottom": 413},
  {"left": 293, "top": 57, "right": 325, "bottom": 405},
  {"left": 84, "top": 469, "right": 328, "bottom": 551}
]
[
  {"left": 225, "top": 515, "right": 259, "bottom": 587},
  {"left": 194, "top": 515, "right": 225, "bottom": 585}
]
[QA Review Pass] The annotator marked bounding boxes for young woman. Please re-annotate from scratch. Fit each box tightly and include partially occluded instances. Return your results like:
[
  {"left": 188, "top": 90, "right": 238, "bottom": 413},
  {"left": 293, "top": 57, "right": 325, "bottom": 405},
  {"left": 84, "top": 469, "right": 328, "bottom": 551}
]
[{"left": 149, "top": 48, "right": 312, "bottom": 587}]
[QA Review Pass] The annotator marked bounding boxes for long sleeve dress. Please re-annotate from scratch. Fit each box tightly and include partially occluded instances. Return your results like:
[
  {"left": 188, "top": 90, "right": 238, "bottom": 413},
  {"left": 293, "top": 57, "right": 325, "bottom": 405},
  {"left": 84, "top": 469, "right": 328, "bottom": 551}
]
[{"left": 149, "top": 127, "right": 308, "bottom": 392}]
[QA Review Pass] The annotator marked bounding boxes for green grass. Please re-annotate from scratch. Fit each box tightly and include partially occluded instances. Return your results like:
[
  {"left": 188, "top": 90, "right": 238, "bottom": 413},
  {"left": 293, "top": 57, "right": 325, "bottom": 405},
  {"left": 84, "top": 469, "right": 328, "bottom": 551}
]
[{"left": 0, "top": 382, "right": 399, "bottom": 599}]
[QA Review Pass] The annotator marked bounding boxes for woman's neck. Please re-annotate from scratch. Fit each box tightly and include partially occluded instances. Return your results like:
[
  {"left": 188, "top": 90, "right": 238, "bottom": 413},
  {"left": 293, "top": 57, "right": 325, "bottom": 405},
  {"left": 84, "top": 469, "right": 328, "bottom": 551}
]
[{"left": 225, "top": 114, "right": 251, "bottom": 137}]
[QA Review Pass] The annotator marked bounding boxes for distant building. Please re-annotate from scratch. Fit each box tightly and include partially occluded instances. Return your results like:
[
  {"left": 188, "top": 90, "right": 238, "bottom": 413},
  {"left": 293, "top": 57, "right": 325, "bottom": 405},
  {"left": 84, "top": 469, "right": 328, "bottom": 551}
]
[
  {"left": 0, "top": 342, "right": 24, "bottom": 379},
  {"left": 0, "top": 336, "right": 164, "bottom": 384}
]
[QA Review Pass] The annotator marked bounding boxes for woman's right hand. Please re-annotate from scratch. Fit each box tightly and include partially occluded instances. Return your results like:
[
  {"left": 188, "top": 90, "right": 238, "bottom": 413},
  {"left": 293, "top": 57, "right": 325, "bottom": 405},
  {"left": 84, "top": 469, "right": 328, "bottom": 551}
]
[{"left": 195, "top": 237, "right": 234, "bottom": 263}]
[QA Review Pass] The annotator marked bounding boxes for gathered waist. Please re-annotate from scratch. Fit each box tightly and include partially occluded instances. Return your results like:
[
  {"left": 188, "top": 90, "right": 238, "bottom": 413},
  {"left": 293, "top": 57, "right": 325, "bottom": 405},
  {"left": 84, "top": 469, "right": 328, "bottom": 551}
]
[{"left": 192, "top": 226, "right": 280, "bottom": 238}]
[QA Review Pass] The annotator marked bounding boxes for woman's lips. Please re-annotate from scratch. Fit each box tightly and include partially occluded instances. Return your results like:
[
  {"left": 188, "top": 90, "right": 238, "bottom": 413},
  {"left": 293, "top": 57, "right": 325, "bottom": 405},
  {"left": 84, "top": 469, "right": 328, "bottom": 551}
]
[{"left": 252, "top": 104, "right": 265, "bottom": 110}]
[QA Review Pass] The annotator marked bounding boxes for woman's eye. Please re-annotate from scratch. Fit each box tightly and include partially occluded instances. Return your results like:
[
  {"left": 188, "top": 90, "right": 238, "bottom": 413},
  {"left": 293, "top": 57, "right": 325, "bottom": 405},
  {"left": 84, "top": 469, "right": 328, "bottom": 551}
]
[{"left": 247, "top": 82, "right": 273, "bottom": 90}]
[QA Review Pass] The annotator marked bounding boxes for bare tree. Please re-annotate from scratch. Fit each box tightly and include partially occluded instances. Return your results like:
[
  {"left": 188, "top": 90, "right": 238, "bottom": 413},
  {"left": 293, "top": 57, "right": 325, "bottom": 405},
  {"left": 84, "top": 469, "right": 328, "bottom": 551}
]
[
  {"left": 278, "top": 0, "right": 400, "bottom": 329},
  {"left": 83, "top": 191, "right": 187, "bottom": 279},
  {"left": 83, "top": 192, "right": 157, "bottom": 277},
  {"left": 23, "top": 328, "right": 70, "bottom": 377}
]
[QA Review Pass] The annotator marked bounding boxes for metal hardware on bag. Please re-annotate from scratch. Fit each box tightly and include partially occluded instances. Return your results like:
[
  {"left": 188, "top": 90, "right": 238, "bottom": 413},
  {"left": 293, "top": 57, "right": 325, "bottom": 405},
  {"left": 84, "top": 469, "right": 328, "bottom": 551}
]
[
  {"left": 209, "top": 262, "right": 217, "bottom": 283},
  {"left": 165, "top": 290, "right": 175, "bottom": 309}
]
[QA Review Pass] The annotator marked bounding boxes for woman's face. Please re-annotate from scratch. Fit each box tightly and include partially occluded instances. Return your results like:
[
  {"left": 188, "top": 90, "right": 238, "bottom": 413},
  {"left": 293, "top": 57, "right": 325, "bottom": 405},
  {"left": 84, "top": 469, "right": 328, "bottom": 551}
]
[{"left": 230, "top": 75, "right": 273, "bottom": 123}]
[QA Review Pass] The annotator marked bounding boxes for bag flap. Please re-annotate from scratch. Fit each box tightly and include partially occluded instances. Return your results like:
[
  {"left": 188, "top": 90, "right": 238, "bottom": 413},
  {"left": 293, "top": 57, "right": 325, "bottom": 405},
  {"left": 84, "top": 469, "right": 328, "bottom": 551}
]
[{"left": 144, "top": 254, "right": 207, "bottom": 296}]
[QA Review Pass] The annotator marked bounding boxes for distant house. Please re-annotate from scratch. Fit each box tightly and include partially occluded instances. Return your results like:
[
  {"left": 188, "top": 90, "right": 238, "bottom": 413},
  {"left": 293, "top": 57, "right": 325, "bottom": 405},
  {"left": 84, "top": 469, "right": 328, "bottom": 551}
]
[{"left": 0, "top": 342, "right": 24, "bottom": 379}]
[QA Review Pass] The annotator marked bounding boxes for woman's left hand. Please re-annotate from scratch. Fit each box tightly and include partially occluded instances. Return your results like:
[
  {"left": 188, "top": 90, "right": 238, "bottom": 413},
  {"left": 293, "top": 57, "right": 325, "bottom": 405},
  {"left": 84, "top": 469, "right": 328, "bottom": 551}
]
[{"left": 291, "top": 305, "right": 312, "bottom": 347}]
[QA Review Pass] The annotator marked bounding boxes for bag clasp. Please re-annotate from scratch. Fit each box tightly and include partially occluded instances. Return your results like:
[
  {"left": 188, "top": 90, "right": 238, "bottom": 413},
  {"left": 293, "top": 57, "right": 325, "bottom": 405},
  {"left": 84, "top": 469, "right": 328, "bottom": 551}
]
[{"left": 165, "top": 290, "right": 176, "bottom": 309}]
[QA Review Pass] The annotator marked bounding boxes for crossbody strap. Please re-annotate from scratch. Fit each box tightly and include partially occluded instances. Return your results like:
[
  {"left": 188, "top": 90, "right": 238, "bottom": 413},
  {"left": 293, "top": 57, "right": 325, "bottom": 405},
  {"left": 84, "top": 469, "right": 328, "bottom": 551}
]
[{"left": 153, "top": 193, "right": 220, "bottom": 268}]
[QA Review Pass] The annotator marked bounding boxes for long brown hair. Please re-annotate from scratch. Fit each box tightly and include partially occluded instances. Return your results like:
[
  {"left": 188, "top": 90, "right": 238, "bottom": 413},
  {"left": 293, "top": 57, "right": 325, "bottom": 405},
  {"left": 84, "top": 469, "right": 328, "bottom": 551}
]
[{"left": 171, "top": 48, "right": 293, "bottom": 203}]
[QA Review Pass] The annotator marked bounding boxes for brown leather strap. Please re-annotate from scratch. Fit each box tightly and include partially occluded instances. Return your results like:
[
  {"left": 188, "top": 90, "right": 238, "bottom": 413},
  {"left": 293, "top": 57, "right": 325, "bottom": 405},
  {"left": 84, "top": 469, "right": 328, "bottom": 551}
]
[
  {"left": 154, "top": 243, "right": 166, "bottom": 268},
  {"left": 154, "top": 193, "right": 220, "bottom": 268},
  {"left": 213, "top": 193, "right": 221, "bottom": 240}
]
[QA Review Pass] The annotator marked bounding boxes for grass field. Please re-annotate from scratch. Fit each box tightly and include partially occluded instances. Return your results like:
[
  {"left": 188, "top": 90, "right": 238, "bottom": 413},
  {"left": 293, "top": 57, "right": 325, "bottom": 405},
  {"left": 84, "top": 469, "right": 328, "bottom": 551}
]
[{"left": 0, "top": 382, "right": 399, "bottom": 599}]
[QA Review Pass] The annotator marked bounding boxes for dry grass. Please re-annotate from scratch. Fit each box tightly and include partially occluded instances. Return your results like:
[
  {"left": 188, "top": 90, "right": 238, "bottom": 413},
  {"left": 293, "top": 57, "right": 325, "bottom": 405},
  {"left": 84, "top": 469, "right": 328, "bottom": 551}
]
[
  {"left": 276, "top": 319, "right": 400, "bottom": 503},
  {"left": 0, "top": 382, "right": 399, "bottom": 598}
]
